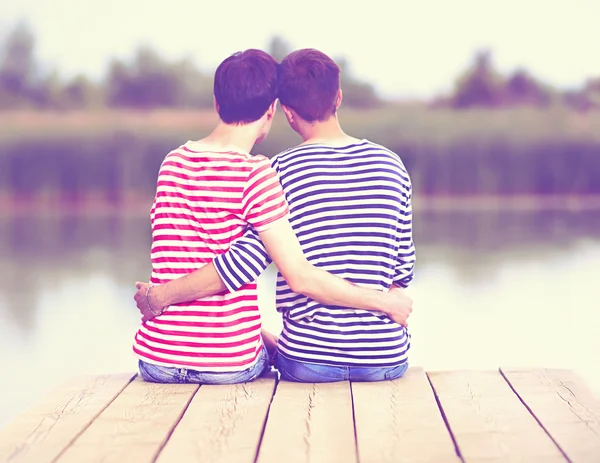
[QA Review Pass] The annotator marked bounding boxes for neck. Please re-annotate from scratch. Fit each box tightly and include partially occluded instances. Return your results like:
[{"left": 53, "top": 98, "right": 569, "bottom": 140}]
[
  {"left": 298, "top": 115, "right": 354, "bottom": 145},
  {"left": 200, "top": 120, "right": 262, "bottom": 153},
  {"left": 299, "top": 114, "right": 358, "bottom": 145}
]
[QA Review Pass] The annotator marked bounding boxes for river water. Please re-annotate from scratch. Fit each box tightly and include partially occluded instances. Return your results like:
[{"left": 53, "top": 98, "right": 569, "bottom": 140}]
[{"left": 1, "top": 208, "right": 599, "bottom": 429}]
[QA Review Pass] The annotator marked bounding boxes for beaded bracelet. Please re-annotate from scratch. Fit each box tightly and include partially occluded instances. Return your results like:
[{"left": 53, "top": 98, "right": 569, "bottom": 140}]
[{"left": 145, "top": 284, "right": 162, "bottom": 317}]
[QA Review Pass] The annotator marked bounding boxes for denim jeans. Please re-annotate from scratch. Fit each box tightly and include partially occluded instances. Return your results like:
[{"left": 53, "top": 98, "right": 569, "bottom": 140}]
[
  {"left": 275, "top": 353, "right": 408, "bottom": 383},
  {"left": 138, "top": 346, "right": 270, "bottom": 385}
]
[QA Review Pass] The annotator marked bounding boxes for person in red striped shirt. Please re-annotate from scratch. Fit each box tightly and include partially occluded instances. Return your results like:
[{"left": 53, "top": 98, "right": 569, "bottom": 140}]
[{"left": 133, "top": 49, "right": 412, "bottom": 384}]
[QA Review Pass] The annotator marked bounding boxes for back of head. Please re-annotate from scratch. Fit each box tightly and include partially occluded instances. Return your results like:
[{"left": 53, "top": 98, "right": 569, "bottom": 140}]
[
  {"left": 278, "top": 49, "right": 341, "bottom": 123},
  {"left": 214, "top": 49, "right": 278, "bottom": 124}
]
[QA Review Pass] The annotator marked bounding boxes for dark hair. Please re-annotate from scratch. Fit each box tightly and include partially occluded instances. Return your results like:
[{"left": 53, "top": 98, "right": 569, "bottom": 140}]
[
  {"left": 278, "top": 49, "right": 341, "bottom": 122},
  {"left": 214, "top": 49, "right": 278, "bottom": 124}
]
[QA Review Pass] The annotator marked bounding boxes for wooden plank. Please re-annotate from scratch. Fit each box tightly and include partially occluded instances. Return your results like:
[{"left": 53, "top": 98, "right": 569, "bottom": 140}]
[
  {"left": 428, "top": 370, "right": 567, "bottom": 462},
  {"left": 352, "top": 367, "right": 461, "bottom": 463},
  {"left": 56, "top": 376, "right": 198, "bottom": 463},
  {"left": 155, "top": 372, "right": 277, "bottom": 463},
  {"left": 501, "top": 368, "right": 600, "bottom": 462},
  {"left": 0, "top": 373, "right": 135, "bottom": 463},
  {"left": 257, "top": 380, "right": 356, "bottom": 463}
]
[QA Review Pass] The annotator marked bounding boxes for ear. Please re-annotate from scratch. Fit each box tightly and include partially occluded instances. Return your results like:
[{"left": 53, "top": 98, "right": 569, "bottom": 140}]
[
  {"left": 281, "top": 104, "right": 295, "bottom": 123},
  {"left": 213, "top": 95, "right": 219, "bottom": 113},
  {"left": 266, "top": 100, "right": 277, "bottom": 120},
  {"left": 335, "top": 89, "right": 343, "bottom": 109}
]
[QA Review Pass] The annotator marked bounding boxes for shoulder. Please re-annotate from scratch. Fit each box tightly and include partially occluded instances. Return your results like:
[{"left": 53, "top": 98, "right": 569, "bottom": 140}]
[
  {"left": 271, "top": 145, "right": 317, "bottom": 171},
  {"left": 245, "top": 153, "right": 271, "bottom": 166},
  {"left": 363, "top": 140, "right": 401, "bottom": 159},
  {"left": 365, "top": 141, "right": 409, "bottom": 168}
]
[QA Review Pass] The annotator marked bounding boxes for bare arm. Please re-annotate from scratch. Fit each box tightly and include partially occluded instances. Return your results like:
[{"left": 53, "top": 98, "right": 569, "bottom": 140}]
[
  {"left": 138, "top": 263, "right": 227, "bottom": 310},
  {"left": 135, "top": 226, "right": 272, "bottom": 316},
  {"left": 256, "top": 218, "right": 409, "bottom": 315},
  {"left": 135, "top": 218, "right": 412, "bottom": 324},
  {"left": 135, "top": 156, "right": 412, "bottom": 323}
]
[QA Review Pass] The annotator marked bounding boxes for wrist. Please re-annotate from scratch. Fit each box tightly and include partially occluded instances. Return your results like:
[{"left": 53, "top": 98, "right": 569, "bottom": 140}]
[
  {"left": 372, "top": 291, "right": 390, "bottom": 314},
  {"left": 148, "top": 285, "right": 166, "bottom": 314}
]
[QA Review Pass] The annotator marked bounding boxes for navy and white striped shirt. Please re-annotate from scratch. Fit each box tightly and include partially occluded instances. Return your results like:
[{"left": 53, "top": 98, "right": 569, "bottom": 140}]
[{"left": 214, "top": 139, "right": 415, "bottom": 367}]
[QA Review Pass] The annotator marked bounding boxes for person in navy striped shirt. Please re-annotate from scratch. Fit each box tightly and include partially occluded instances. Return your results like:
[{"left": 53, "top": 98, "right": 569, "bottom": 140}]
[{"left": 135, "top": 49, "right": 415, "bottom": 382}]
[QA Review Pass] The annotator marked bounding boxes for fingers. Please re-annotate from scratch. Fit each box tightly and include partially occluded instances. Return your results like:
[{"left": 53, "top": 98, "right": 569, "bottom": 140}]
[
  {"left": 134, "top": 282, "right": 152, "bottom": 322},
  {"left": 134, "top": 293, "right": 144, "bottom": 310}
]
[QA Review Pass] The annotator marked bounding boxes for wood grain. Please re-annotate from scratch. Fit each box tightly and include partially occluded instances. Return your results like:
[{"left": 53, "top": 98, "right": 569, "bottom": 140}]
[
  {"left": 0, "top": 373, "right": 135, "bottom": 463},
  {"left": 428, "top": 370, "right": 567, "bottom": 462},
  {"left": 352, "top": 367, "right": 461, "bottom": 463},
  {"left": 55, "top": 377, "right": 198, "bottom": 463},
  {"left": 501, "top": 368, "right": 600, "bottom": 462},
  {"left": 155, "top": 372, "right": 277, "bottom": 463},
  {"left": 257, "top": 380, "right": 356, "bottom": 463}
]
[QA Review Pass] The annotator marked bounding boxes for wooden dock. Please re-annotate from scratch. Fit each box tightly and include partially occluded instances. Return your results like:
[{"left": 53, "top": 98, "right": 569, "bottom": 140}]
[{"left": 1, "top": 368, "right": 599, "bottom": 463}]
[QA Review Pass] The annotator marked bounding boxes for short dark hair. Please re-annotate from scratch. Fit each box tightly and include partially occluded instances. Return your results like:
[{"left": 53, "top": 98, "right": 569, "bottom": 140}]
[
  {"left": 214, "top": 49, "right": 278, "bottom": 124},
  {"left": 278, "top": 49, "right": 341, "bottom": 122}
]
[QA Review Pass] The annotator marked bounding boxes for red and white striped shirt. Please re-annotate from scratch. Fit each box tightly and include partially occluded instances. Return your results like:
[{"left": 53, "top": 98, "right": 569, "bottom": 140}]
[{"left": 133, "top": 140, "right": 289, "bottom": 372}]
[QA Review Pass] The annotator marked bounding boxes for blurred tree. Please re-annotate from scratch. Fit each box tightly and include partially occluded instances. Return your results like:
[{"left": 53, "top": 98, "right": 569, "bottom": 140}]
[
  {"left": 561, "top": 77, "right": 600, "bottom": 112},
  {"left": 586, "top": 77, "right": 600, "bottom": 93},
  {"left": 0, "top": 21, "right": 37, "bottom": 107},
  {"left": 173, "top": 57, "right": 214, "bottom": 108},
  {"left": 504, "top": 69, "right": 552, "bottom": 107},
  {"left": 28, "top": 70, "right": 63, "bottom": 108},
  {"left": 563, "top": 91, "right": 593, "bottom": 112},
  {"left": 106, "top": 47, "right": 182, "bottom": 108},
  {"left": 62, "top": 75, "right": 102, "bottom": 108},
  {"left": 265, "top": 36, "right": 381, "bottom": 108},
  {"left": 267, "top": 36, "right": 293, "bottom": 62},
  {"left": 452, "top": 50, "right": 504, "bottom": 108},
  {"left": 585, "top": 77, "right": 600, "bottom": 107},
  {"left": 337, "top": 57, "right": 381, "bottom": 109},
  {"left": 106, "top": 47, "right": 213, "bottom": 108}
]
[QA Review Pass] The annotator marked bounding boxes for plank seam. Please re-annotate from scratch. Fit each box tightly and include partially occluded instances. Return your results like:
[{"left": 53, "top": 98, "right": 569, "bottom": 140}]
[
  {"left": 50, "top": 373, "right": 138, "bottom": 463},
  {"left": 498, "top": 368, "right": 573, "bottom": 463},
  {"left": 151, "top": 383, "right": 202, "bottom": 463},
  {"left": 253, "top": 372, "right": 280, "bottom": 463},
  {"left": 349, "top": 381, "right": 360, "bottom": 463},
  {"left": 425, "top": 373, "right": 465, "bottom": 463}
]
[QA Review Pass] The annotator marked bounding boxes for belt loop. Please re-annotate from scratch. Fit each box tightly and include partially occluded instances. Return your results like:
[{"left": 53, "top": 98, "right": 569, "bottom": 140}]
[{"left": 178, "top": 368, "right": 187, "bottom": 383}]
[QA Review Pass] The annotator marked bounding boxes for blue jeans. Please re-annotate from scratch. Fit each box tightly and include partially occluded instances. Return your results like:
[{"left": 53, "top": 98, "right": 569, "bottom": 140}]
[
  {"left": 275, "top": 353, "right": 409, "bottom": 383},
  {"left": 138, "top": 347, "right": 270, "bottom": 385}
]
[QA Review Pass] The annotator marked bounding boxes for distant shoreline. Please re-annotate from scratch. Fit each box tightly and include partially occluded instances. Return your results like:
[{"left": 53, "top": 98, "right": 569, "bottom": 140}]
[{"left": 1, "top": 194, "right": 599, "bottom": 218}]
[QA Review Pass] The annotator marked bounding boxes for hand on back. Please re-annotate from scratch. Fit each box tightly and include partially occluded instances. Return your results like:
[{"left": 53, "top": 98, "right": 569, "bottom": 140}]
[
  {"left": 134, "top": 282, "right": 163, "bottom": 322},
  {"left": 381, "top": 285, "right": 413, "bottom": 327}
]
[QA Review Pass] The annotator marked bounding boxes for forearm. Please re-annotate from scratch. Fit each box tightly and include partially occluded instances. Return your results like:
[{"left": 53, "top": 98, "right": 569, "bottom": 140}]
[
  {"left": 152, "top": 262, "right": 227, "bottom": 308},
  {"left": 290, "top": 263, "right": 390, "bottom": 314},
  {"left": 151, "top": 227, "right": 270, "bottom": 309},
  {"left": 258, "top": 219, "right": 396, "bottom": 316}
]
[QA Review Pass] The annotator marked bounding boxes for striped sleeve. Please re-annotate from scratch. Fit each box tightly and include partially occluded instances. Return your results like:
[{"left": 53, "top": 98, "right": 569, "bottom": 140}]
[
  {"left": 241, "top": 157, "right": 289, "bottom": 232},
  {"left": 394, "top": 189, "right": 416, "bottom": 287},
  {"left": 213, "top": 226, "right": 272, "bottom": 292}
]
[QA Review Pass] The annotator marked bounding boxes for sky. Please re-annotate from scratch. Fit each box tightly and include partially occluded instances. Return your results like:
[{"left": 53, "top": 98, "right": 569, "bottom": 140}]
[{"left": 1, "top": 0, "right": 598, "bottom": 98}]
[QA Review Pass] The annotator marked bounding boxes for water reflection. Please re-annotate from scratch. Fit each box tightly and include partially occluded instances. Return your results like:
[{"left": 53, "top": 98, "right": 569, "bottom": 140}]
[{"left": 0, "top": 208, "right": 599, "bottom": 429}]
